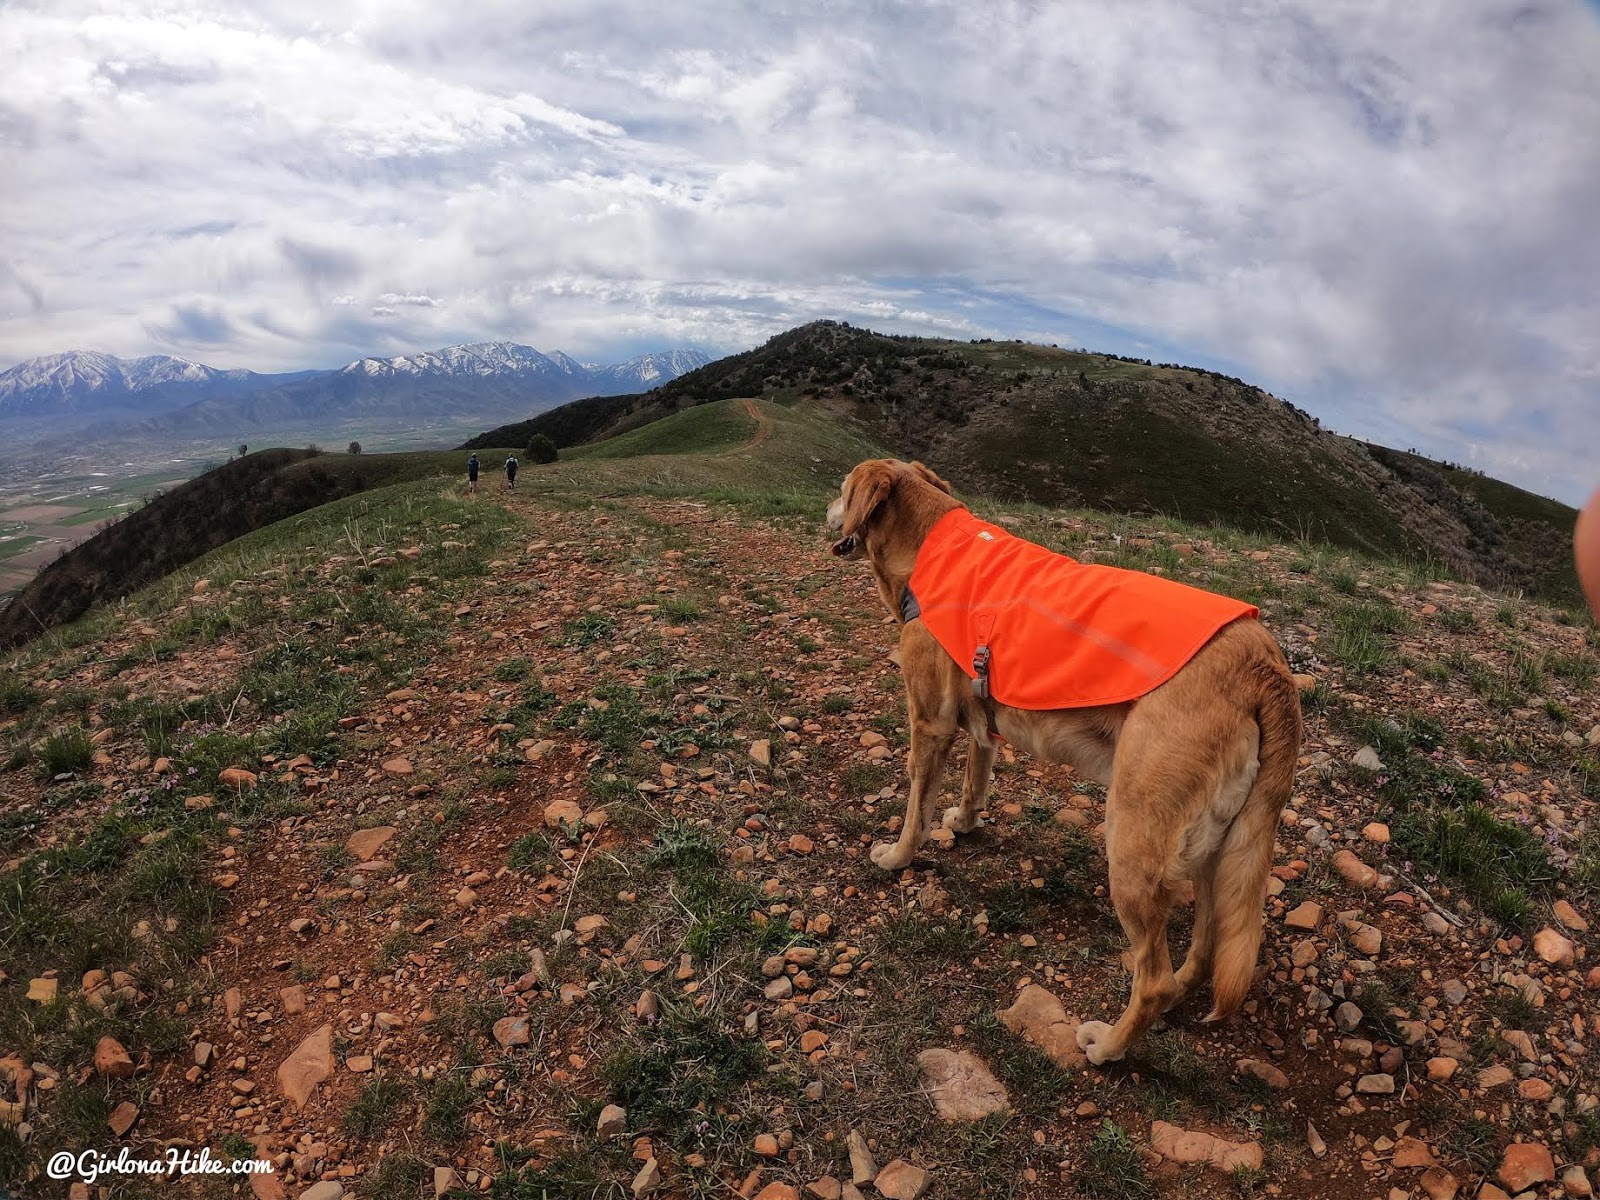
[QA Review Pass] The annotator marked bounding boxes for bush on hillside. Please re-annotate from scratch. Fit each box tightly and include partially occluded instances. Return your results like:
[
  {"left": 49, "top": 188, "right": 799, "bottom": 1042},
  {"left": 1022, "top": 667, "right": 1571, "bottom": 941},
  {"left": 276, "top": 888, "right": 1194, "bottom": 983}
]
[{"left": 527, "top": 434, "right": 558, "bottom": 464}]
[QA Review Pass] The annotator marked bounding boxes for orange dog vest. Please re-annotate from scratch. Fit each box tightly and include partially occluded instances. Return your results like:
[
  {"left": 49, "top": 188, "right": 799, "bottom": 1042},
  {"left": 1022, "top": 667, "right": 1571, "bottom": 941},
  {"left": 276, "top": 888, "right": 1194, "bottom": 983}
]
[{"left": 907, "top": 509, "right": 1259, "bottom": 710}]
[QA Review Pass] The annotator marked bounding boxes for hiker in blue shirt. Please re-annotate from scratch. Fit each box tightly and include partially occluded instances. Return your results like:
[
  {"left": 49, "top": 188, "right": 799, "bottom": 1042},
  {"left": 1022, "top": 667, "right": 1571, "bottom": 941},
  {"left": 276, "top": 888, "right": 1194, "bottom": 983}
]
[
  {"left": 505, "top": 455, "right": 519, "bottom": 490},
  {"left": 467, "top": 453, "right": 480, "bottom": 495}
]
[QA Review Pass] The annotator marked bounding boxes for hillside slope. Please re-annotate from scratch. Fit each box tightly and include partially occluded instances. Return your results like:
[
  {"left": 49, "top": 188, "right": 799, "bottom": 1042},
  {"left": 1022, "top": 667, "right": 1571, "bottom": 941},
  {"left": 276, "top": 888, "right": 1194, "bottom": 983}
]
[
  {"left": 473, "top": 321, "right": 1579, "bottom": 602},
  {"left": 1, "top": 409, "right": 1596, "bottom": 1199},
  {"left": 0, "top": 447, "right": 511, "bottom": 647}
]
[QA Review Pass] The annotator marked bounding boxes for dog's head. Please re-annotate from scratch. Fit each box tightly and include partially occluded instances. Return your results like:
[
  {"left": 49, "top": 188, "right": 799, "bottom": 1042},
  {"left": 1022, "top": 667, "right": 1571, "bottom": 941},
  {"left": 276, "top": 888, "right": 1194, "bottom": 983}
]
[{"left": 826, "top": 459, "right": 952, "bottom": 558}]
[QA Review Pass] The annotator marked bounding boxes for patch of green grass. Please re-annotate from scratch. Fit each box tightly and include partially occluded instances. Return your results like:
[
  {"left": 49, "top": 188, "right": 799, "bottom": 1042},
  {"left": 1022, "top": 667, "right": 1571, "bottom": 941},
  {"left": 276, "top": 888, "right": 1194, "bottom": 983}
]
[
  {"left": 1438, "top": 608, "right": 1477, "bottom": 633},
  {"left": 661, "top": 597, "right": 704, "bottom": 622},
  {"left": 562, "top": 612, "right": 618, "bottom": 647},
  {"left": 1543, "top": 698, "right": 1572, "bottom": 726},
  {"left": 601, "top": 1010, "right": 767, "bottom": 1147},
  {"left": 1486, "top": 987, "right": 1541, "bottom": 1032},
  {"left": 1390, "top": 804, "right": 1554, "bottom": 928},
  {"left": 0, "top": 676, "right": 38, "bottom": 715},
  {"left": 359, "top": 1153, "right": 430, "bottom": 1199},
  {"left": 1546, "top": 651, "right": 1597, "bottom": 687},
  {"left": 37, "top": 727, "right": 94, "bottom": 778},
  {"left": 880, "top": 912, "right": 980, "bottom": 962},
  {"left": 508, "top": 831, "right": 554, "bottom": 871},
  {"left": 581, "top": 684, "right": 650, "bottom": 758},
  {"left": 1076, "top": 1120, "right": 1153, "bottom": 1200},
  {"left": 422, "top": 1070, "right": 477, "bottom": 1142},
  {"left": 1449, "top": 1113, "right": 1502, "bottom": 1174},
  {"left": 345, "top": 1075, "right": 410, "bottom": 1138},
  {"left": 493, "top": 657, "right": 531, "bottom": 682},
  {"left": 1331, "top": 600, "right": 1408, "bottom": 674}
]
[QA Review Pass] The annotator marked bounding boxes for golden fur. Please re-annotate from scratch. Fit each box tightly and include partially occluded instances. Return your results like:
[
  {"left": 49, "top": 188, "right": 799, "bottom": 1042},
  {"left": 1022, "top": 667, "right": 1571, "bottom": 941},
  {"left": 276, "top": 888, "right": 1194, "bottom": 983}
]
[{"left": 827, "top": 459, "right": 1303, "bottom": 1063}]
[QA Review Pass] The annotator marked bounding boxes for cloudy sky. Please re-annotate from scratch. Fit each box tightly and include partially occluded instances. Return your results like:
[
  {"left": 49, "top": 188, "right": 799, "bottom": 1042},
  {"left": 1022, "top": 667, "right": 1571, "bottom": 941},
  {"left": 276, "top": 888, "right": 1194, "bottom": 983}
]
[{"left": 2, "top": 1, "right": 1597, "bottom": 501}]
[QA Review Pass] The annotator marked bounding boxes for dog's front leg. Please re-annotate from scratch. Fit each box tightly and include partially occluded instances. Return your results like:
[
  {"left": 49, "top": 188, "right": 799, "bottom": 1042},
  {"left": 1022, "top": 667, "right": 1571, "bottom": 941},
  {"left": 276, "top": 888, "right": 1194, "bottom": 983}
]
[
  {"left": 944, "top": 735, "right": 997, "bottom": 834},
  {"left": 870, "top": 720, "right": 954, "bottom": 871}
]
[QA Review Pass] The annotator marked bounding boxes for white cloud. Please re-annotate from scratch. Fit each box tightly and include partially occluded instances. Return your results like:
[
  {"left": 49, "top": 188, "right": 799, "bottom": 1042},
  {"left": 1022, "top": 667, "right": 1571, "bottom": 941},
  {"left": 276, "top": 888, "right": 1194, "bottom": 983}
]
[{"left": 0, "top": 0, "right": 1596, "bottom": 500}]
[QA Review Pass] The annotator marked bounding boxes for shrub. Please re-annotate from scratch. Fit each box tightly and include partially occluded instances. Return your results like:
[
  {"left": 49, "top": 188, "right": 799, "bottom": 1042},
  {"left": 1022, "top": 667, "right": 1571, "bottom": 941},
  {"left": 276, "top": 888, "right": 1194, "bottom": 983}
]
[{"left": 527, "top": 434, "right": 558, "bottom": 464}]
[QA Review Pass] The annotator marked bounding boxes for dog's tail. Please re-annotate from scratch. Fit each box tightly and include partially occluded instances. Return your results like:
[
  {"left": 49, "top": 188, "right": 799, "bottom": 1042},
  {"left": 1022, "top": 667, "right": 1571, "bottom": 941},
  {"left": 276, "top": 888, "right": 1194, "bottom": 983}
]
[{"left": 1204, "top": 657, "right": 1302, "bottom": 1022}]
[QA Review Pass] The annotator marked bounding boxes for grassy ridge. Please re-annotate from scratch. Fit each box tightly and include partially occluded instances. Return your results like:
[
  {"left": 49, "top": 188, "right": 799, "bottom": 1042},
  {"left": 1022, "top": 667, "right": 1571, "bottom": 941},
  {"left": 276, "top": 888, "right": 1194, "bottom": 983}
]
[
  {"left": 0, "top": 446, "right": 519, "bottom": 648},
  {"left": 477, "top": 320, "right": 1579, "bottom": 603}
]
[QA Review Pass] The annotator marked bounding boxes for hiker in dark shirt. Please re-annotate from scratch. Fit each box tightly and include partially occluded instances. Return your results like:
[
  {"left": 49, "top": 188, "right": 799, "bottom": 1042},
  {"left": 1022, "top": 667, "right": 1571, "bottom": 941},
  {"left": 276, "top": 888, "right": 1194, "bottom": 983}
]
[
  {"left": 505, "top": 455, "right": 519, "bottom": 490},
  {"left": 466, "top": 453, "right": 480, "bottom": 495}
]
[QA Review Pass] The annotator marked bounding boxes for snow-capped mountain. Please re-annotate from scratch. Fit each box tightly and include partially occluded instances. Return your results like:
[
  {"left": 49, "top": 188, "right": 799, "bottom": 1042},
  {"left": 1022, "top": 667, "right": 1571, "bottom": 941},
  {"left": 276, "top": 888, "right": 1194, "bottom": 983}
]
[
  {"left": 338, "top": 341, "right": 588, "bottom": 382},
  {"left": 0, "top": 342, "right": 709, "bottom": 432},
  {"left": 0, "top": 351, "right": 305, "bottom": 418},
  {"left": 592, "top": 349, "right": 713, "bottom": 390}
]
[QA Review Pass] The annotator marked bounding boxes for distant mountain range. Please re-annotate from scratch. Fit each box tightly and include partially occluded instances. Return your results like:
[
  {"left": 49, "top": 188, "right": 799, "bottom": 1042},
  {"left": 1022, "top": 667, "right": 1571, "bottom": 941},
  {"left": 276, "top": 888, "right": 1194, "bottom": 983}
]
[
  {"left": 0, "top": 343, "right": 711, "bottom": 450},
  {"left": 0, "top": 351, "right": 318, "bottom": 419}
]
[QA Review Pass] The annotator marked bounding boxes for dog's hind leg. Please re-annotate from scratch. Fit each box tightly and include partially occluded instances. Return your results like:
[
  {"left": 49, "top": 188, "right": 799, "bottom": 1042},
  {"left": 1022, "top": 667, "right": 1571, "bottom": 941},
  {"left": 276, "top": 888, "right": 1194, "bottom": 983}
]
[
  {"left": 1076, "top": 827, "right": 1179, "bottom": 1065},
  {"left": 943, "top": 736, "right": 996, "bottom": 835},
  {"left": 1171, "top": 864, "right": 1216, "bottom": 1005}
]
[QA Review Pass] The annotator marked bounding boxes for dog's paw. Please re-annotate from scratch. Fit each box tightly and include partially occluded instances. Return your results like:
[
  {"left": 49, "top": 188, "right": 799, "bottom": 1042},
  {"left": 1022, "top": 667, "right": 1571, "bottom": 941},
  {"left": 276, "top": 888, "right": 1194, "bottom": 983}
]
[
  {"left": 942, "top": 805, "right": 982, "bottom": 835},
  {"left": 869, "top": 841, "right": 912, "bottom": 871},
  {"left": 1075, "top": 1020, "right": 1123, "bottom": 1066}
]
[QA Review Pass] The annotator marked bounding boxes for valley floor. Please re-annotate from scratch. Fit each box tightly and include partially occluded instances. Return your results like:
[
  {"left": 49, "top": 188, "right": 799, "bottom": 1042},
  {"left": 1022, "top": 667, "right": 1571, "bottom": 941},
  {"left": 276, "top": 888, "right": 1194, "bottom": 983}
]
[{"left": 1, "top": 417, "right": 1597, "bottom": 1200}]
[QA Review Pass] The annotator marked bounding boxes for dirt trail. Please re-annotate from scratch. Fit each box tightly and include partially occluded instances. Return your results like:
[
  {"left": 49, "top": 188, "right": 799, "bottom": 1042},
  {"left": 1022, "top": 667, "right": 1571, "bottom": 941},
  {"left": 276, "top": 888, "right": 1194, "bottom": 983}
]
[{"left": 714, "top": 396, "right": 773, "bottom": 455}]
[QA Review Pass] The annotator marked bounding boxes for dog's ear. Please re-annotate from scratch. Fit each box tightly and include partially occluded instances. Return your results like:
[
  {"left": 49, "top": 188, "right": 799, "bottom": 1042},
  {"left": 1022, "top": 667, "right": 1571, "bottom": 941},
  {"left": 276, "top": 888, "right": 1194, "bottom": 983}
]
[
  {"left": 841, "top": 461, "right": 896, "bottom": 540},
  {"left": 910, "top": 461, "right": 952, "bottom": 495}
]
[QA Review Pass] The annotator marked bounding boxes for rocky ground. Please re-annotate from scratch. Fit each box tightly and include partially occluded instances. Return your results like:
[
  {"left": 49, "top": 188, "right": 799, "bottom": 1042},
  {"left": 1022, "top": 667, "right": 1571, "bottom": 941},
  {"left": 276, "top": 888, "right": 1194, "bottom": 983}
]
[{"left": 0, "top": 464, "right": 1597, "bottom": 1200}]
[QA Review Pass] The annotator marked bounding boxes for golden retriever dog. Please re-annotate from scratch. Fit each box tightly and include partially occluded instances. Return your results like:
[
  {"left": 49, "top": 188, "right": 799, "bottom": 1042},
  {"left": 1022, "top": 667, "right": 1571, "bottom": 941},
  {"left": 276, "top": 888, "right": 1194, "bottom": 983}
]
[{"left": 826, "top": 459, "right": 1302, "bottom": 1064}]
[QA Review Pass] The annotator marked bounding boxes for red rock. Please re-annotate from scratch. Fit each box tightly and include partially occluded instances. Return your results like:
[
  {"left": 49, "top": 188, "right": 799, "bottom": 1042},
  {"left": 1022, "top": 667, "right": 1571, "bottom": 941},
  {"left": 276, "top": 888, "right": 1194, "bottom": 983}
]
[
  {"left": 249, "top": 1168, "right": 286, "bottom": 1200},
  {"left": 1285, "top": 902, "right": 1323, "bottom": 930},
  {"left": 1393, "top": 1136, "right": 1436, "bottom": 1168},
  {"left": 381, "top": 757, "right": 414, "bottom": 775},
  {"left": 218, "top": 767, "right": 257, "bottom": 789},
  {"left": 94, "top": 1036, "right": 134, "bottom": 1079},
  {"left": 1333, "top": 850, "right": 1380, "bottom": 889},
  {"left": 1533, "top": 927, "right": 1575, "bottom": 966},
  {"left": 1151, "top": 1120, "right": 1263, "bottom": 1172},
  {"left": 493, "top": 1017, "right": 531, "bottom": 1049},
  {"left": 874, "top": 1160, "right": 931, "bottom": 1199},
  {"left": 107, "top": 1101, "right": 139, "bottom": 1136},
  {"left": 916, "top": 1049, "right": 1010, "bottom": 1121},
  {"left": 544, "top": 798, "right": 583, "bottom": 827},
  {"left": 1420, "top": 1168, "right": 1458, "bottom": 1200},
  {"left": 1497, "top": 1143, "right": 1554, "bottom": 1193},
  {"left": 1236, "top": 1058, "right": 1289, "bottom": 1089},
  {"left": 345, "top": 826, "right": 397, "bottom": 860},
  {"left": 1554, "top": 899, "right": 1589, "bottom": 932},
  {"left": 996, "top": 985, "right": 1086, "bottom": 1069},
  {"left": 276, "top": 1023, "right": 332, "bottom": 1111}
]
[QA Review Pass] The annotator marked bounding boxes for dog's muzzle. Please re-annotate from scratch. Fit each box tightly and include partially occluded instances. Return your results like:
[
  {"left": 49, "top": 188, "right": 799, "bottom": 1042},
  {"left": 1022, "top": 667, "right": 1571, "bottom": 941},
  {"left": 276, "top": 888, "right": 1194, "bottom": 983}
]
[{"left": 830, "top": 535, "right": 857, "bottom": 557}]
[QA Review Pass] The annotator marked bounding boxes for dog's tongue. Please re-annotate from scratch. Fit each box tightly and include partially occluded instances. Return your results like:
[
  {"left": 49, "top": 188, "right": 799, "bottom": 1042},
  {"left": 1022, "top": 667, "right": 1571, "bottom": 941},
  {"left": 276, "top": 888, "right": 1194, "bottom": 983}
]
[{"left": 831, "top": 536, "right": 856, "bottom": 557}]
